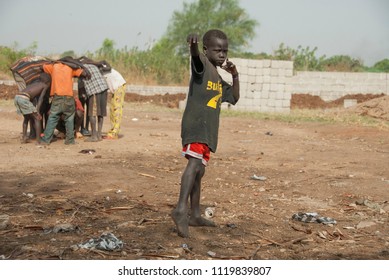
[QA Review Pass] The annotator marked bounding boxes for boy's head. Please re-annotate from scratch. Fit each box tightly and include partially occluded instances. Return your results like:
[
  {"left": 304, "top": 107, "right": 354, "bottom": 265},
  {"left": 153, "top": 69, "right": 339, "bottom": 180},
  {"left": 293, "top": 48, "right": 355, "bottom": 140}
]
[
  {"left": 202, "top": 29, "right": 229, "bottom": 67},
  {"left": 39, "top": 72, "right": 51, "bottom": 85}
]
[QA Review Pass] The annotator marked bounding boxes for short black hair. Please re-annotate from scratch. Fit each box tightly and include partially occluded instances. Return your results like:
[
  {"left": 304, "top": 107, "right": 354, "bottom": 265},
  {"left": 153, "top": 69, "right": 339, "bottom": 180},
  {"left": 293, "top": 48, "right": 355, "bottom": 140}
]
[{"left": 202, "top": 29, "right": 228, "bottom": 47}]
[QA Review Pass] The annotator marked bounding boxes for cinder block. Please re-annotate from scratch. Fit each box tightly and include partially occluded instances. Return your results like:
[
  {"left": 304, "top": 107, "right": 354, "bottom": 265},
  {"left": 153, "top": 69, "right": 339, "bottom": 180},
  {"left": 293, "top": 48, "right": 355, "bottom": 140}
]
[
  {"left": 263, "top": 75, "right": 271, "bottom": 83},
  {"left": 270, "top": 68, "right": 279, "bottom": 76},
  {"left": 248, "top": 68, "right": 256, "bottom": 76},
  {"left": 240, "top": 74, "right": 248, "bottom": 83},
  {"left": 255, "top": 75, "right": 263, "bottom": 84},
  {"left": 262, "top": 60, "right": 271, "bottom": 68},
  {"left": 262, "top": 83, "right": 270, "bottom": 91},
  {"left": 248, "top": 75, "right": 256, "bottom": 84},
  {"left": 255, "top": 68, "right": 263, "bottom": 76},
  {"left": 261, "top": 91, "right": 270, "bottom": 99},
  {"left": 275, "top": 91, "right": 284, "bottom": 100}
]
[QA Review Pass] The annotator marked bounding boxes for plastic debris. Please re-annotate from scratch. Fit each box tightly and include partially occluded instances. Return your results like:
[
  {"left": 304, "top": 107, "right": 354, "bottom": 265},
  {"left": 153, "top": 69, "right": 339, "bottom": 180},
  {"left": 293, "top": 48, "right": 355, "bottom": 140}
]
[
  {"left": 207, "top": 251, "right": 217, "bottom": 257},
  {"left": 292, "top": 212, "right": 337, "bottom": 224},
  {"left": 22, "top": 193, "right": 34, "bottom": 198},
  {"left": 251, "top": 174, "right": 267, "bottom": 181},
  {"left": 79, "top": 149, "right": 96, "bottom": 154},
  {"left": 78, "top": 232, "right": 123, "bottom": 251},
  {"left": 52, "top": 223, "right": 78, "bottom": 233},
  {"left": 204, "top": 207, "right": 214, "bottom": 218},
  {"left": 226, "top": 223, "right": 237, "bottom": 229}
]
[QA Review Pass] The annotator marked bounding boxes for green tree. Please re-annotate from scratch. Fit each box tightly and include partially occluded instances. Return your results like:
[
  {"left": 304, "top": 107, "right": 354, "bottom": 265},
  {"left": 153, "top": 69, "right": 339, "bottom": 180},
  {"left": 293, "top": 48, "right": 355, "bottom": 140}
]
[
  {"left": 320, "top": 55, "right": 364, "bottom": 72},
  {"left": 370, "top": 58, "right": 389, "bottom": 72},
  {"left": 273, "top": 43, "right": 325, "bottom": 71},
  {"left": 162, "top": 0, "right": 258, "bottom": 57},
  {"left": 61, "top": 50, "right": 76, "bottom": 58},
  {"left": 97, "top": 38, "right": 116, "bottom": 61}
]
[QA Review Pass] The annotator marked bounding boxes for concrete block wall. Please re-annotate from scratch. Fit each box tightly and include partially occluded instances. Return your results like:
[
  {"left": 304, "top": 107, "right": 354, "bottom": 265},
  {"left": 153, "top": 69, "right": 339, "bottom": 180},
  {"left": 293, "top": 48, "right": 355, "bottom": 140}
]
[
  {"left": 291, "top": 71, "right": 388, "bottom": 101},
  {"left": 218, "top": 58, "right": 293, "bottom": 113}
]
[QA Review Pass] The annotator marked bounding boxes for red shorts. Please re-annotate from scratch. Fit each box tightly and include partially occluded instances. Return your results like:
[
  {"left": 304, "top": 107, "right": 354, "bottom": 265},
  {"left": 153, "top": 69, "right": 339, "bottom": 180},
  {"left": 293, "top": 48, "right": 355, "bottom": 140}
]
[{"left": 182, "top": 143, "right": 210, "bottom": 166}]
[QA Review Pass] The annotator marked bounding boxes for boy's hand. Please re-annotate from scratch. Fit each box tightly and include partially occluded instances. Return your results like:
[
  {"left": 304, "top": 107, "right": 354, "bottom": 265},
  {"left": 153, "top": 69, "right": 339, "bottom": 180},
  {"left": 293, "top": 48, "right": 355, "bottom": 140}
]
[
  {"left": 221, "top": 59, "right": 238, "bottom": 76},
  {"left": 187, "top": 34, "right": 199, "bottom": 45}
]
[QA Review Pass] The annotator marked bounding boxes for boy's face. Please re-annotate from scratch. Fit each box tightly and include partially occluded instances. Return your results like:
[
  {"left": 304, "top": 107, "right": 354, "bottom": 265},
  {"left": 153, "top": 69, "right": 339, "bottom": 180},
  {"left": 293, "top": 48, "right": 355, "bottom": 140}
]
[{"left": 204, "top": 37, "right": 228, "bottom": 67}]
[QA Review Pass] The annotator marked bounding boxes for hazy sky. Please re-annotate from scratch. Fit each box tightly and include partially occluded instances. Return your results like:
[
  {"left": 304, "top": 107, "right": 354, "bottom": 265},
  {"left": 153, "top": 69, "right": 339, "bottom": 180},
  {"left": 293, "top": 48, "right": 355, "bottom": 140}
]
[{"left": 0, "top": 0, "right": 388, "bottom": 66}]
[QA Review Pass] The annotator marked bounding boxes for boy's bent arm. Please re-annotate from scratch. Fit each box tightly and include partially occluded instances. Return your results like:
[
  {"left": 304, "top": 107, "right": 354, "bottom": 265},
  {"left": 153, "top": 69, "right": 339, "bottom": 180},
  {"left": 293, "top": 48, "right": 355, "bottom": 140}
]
[
  {"left": 231, "top": 74, "right": 240, "bottom": 102},
  {"left": 36, "top": 85, "right": 49, "bottom": 114},
  {"left": 222, "top": 60, "right": 240, "bottom": 102}
]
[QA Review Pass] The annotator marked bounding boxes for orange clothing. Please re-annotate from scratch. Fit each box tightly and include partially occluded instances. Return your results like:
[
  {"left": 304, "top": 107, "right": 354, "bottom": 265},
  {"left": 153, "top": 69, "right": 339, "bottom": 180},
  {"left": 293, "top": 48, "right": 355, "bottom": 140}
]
[{"left": 43, "top": 63, "right": 83, "bottom": 97}]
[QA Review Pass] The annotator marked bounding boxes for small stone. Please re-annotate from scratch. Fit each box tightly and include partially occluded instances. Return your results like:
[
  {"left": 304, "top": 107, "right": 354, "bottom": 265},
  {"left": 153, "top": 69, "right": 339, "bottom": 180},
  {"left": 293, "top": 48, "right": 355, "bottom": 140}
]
[{"left": 356, "top": 221, "right": 376, "bottom": 229}]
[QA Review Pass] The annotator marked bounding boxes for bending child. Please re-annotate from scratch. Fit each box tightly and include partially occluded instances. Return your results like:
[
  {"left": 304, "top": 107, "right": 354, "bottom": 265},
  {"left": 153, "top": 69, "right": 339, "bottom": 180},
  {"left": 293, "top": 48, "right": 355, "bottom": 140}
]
[
  {"left": 14, "top": 73, "right": 51, "bottom": 144},
  {"left": 172, "top": 29, "right": 240, "bottom": 238}
]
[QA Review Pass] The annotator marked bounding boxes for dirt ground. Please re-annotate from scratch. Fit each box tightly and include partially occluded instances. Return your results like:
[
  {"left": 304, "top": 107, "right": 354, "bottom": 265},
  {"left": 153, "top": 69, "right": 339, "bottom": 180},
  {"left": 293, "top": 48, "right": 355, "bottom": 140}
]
[{"left": 0, "top": 84, "right": 388, "bottom": 260}]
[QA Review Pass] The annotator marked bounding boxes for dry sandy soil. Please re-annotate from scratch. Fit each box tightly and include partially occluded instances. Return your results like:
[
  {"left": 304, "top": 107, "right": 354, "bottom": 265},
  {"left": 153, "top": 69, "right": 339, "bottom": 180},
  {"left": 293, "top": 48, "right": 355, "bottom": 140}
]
[{"left": 0, "top": 84, "right": 388, "bottom": 260}]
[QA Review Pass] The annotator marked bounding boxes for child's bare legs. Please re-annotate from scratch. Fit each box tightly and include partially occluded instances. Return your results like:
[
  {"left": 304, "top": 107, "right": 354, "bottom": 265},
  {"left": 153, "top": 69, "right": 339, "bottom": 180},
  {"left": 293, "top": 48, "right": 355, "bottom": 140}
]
[
  {"left": 97, "top": 116, "right": 103, "bottom": 141},
  {"left": 21, "top": 115, "right": 30, "bottom": 143},
  {"left": 32, "top": 112, "right": 42, "bottom": 144},
  {"left": 189, "top": 163, "right": 216, "bottom": 227},
  {"left": 172, "top": 157, "right": 214, "bottom": 237},
  {"left": 28, "top": 118, "right": 36, "bottom": 139},
  {"left": 86, "top": 116, "right": 98, "bottom": 142}
]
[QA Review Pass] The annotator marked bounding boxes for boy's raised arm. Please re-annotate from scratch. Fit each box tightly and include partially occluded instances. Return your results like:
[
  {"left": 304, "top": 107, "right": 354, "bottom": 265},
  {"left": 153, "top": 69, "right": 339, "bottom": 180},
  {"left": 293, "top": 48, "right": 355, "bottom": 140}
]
[{"left": 187, "top": 33, "right": 203, "bottom": 73}]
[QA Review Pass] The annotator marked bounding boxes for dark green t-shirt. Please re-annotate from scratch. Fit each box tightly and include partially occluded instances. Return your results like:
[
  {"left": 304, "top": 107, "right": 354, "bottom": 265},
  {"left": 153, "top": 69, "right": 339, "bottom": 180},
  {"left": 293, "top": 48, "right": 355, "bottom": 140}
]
[{"left": 181, "top": 54, "right": 237, "bottom": 153}]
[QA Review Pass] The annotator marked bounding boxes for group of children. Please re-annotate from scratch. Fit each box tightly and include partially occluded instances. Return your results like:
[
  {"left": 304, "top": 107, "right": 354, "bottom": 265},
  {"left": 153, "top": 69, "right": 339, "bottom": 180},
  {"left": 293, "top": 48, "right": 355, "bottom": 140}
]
[
  {"left": 12, "top": 56, "right": 126, "bottom": 145},
  {"left": 11, "top": 29, "right": 240, "bottom": 238}
]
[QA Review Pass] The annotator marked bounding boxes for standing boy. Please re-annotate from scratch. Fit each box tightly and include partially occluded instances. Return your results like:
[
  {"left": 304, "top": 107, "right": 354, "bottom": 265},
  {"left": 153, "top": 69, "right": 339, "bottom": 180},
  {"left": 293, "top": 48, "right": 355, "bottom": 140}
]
[
  {"left": 40, "top": 60, "right": 89, "bottom": 145},
  {"left": 80, "top": 62, "right": 109, "bottom": 142},
  {"left": 103, "top": 68, "right": 126, "bottom": 139},
  {"left": 14, "top": 73, "right": 51, "bottom": 144},
  {"left": 172, "top": 29, "right": 240, "bottom": 238}
]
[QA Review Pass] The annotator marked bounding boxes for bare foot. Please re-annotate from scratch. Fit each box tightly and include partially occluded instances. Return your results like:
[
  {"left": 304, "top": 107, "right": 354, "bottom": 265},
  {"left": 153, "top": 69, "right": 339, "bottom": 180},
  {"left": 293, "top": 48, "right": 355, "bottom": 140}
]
[
  {"left": 189, "top": 216, "right": 216, "bottom": 227},
  {"left": 171, "top": 209, "right": 189, "bottom": 238}
]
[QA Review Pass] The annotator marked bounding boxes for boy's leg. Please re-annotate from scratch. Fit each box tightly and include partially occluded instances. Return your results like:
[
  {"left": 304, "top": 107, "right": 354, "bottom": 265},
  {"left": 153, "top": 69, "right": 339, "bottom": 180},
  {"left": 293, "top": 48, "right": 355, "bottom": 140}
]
[
  {"left": 172, "top": 157, "right": 203, "bottom": 237},
  {"left": 85, "top": 96, "right": 98, "bottom": 142},
  {"left": 29, "top": 118, "right": 36, "bottom": 139},
  {"left": 188, "top": 164, "right": 216, "bottom": 227},
  {"left": 32, "top": 112, "right": 42, "bottom": 144},
  {"left": 41, "top": 99, "right": 63, "bottom": 144},
  {"left": 97, "top": 116, "right": 103, "bottom": 141},
  {"left": 86, "top": 116, "right": 98, "bottom": 141},
  {"left": 62, "top": 97, "right": 76, "bottom": 145},
  {"left": 21, "top": 115, "right": 30, "bottom": 143},
  {"left": 108, "top": 85, "right": 125, "bottom": 138}
]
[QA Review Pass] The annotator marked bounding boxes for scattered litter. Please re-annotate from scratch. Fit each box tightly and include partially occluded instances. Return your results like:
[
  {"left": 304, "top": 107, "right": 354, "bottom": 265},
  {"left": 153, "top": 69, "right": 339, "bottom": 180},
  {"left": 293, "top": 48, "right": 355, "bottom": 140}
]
[
  {"left": 52, "top": 223, "right": 79, "bottom": 233},
  {"left": 181, "top": 243, "right": 192, "bottom": 253},
  {"left": 22, "top": 193, "right": 34, "bottom": 198},
  {"left": 79, "top": 149, "right": 96, "bottom": 154},
  {"left": 292, "top": 212, "right": 337, "bottom": 224},
  {"left": 251, "top": 174, "right": 267, "bottom": 181},
  {"left": 78, "top": 232, "right": 123, "bottom": 251},
  {"left": 132, "top": 118, "right": 139, "bottom": 122},
  {"left": 226, "top": 223, "right": 237, "bottom": 229},
  {"left": 204, "top": 207, "right": 215, "bottom": 218},
  {"left": 115, "top": 190, "right": 122, "bottom": 194},
  {"left": 138, "top": 172, "right": 156, "bottom": 178},
  {"left": 265, "top": 131, "right": 273, "bottom": 136},
  {"left": 207, "top": 251, "right": 217, "bottom": 258}
]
